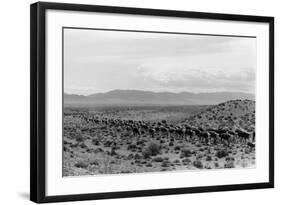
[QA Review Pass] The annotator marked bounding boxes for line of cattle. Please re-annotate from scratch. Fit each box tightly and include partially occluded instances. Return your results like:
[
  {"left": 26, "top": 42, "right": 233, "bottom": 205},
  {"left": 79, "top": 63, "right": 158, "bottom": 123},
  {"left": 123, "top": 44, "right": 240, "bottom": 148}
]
[{"left": 69, "top": 112, "right": 255, "bottom": 149}]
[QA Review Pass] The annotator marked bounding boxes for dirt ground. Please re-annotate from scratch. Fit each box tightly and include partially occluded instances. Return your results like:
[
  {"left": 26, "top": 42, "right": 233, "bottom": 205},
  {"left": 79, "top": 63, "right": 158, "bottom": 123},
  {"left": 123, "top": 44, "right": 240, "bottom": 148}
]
[{"left": 63, "top": 104, "right": 255, "bottom": 176}]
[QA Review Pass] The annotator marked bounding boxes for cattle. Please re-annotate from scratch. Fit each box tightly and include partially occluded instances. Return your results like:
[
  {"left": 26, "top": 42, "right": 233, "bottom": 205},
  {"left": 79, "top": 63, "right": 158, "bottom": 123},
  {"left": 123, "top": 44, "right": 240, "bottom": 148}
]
[
  {"left": 132, "top": 127, "right": 140, "bottom": 137},
  {"left": 220, "top": 132, "right": 232, "bottom": 146},
  {"left": 217, "top": 127, "right": 230, "bottom": 135},
  {"left": 192, "top": 127, "right": 201, "bottom": 136},
  {"left": 160, "top": 126, "right": 168, "bottom": 138},
  {"left": 199, "top": 131, "right": 210, "bottom": 144},
  {"left": 155, "top": 127, "right": 160, "bottom": 132},
  {"left": 209, "top": 131, "right": 219, "bottom": 144},
  {"left": 175, "top": 127, "right": 184, "bottom": 140},
  {"left": 72, "top": 111, "right": 255, "bottom": 162},
  {"left": 236, "top": 129, "right": 251, "bottom": 144},
  {"left": 207, "top": 128, "right": 217, "bottom": 132},
  {"left": 141, "top": 124, "right": 148, "bottom": 130},
  {"left": 149, "top": 128, "right": 155, "bottom": 138},
  {"left": 185, "top": 129, "right": 194, "bottom": 141},
  {"left": 169, "top": 127, "right": 175, "bottom": 134},
  {"left": 252, "top": 131, "right": 255, "bottom": 142},
  {"left": 184, "top": 124, "right": 192, "bottom": 130}
]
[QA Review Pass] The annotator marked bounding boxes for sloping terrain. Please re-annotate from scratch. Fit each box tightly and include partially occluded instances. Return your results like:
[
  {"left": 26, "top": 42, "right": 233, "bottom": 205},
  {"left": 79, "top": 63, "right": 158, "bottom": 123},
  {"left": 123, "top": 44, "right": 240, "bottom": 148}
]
[
  {"left": 63, "top": 100, "right": 256, "bottom": 176},
  {"left": 185, "top": 99, "right": 255, "bottom": 132}
]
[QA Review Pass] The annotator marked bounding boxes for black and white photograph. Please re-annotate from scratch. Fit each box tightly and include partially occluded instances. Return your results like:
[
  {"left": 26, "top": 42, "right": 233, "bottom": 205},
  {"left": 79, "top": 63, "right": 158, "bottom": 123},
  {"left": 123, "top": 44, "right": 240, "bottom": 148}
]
[
  {"left": 29, "top": 2, "right": 274, "bottom": 203},
  {"left": 63, "top": 28, "right": 257, "bottom": 176}
]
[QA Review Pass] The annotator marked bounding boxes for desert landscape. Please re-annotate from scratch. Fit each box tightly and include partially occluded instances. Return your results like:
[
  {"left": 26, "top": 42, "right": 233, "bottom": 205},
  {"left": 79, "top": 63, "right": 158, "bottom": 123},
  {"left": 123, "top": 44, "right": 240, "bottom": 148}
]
[
  {"left": 63, "top": 91, "right": 255, "bottom": 176},
  {"left": 63, "top": 28, "right": 256, "bottom": 177}
]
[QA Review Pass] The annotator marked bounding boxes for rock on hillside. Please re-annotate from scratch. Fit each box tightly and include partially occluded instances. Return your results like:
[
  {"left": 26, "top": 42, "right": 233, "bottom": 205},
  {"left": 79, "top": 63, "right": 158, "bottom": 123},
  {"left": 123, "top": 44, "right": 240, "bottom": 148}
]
[{"left": 185, "top": 99, "right": 255, "bottom": 132}]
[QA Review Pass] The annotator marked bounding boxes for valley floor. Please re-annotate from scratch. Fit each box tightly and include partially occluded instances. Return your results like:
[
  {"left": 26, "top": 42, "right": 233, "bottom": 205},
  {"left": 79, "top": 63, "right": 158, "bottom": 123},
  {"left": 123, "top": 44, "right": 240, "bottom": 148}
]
[{"left": 63, "top": 103, "right": 255, "bottom": 176}]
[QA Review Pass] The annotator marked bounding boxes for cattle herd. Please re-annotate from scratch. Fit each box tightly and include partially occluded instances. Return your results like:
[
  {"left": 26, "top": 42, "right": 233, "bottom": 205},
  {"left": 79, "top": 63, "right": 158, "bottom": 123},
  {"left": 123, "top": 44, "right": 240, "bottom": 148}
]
[{"left": 63, "top": 102, "right": 256, "bottom": 176}]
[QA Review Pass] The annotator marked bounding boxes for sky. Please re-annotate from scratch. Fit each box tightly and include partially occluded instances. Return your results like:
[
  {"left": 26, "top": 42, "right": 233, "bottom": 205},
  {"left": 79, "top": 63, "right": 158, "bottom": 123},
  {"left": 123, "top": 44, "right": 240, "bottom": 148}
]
[{"left": 64, "top": 28, "right": 256, "bottom": 95}]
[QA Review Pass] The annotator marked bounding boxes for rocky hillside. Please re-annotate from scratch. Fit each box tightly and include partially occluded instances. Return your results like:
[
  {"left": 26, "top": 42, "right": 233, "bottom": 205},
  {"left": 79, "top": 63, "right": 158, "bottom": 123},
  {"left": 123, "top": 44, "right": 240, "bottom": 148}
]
[{"left": 185, "top": 99, "right": 255, "bottom": 132}]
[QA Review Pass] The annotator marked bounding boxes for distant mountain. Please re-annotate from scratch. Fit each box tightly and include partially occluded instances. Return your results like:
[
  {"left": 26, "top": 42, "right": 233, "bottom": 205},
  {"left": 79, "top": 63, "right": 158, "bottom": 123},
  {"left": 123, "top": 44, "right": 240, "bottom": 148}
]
[{"left": 64, "top": 89, "right": 255, "bottom": 106}]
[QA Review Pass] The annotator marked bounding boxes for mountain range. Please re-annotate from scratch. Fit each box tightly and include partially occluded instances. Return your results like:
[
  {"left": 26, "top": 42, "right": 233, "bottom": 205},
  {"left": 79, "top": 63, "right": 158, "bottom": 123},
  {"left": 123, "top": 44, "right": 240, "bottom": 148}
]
[{"left": 64, "top": 90, "right": 254, "bottom": 106}]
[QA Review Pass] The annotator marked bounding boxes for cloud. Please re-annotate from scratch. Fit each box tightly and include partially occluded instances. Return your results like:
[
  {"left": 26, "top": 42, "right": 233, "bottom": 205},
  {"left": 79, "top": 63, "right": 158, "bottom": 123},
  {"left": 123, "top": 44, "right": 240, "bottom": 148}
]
[
  {"left": 135, "top": 55, "right": 256, "bottom": 94},
  {"left": 64, "top": 29, "right": 256, "bottom": 95}
]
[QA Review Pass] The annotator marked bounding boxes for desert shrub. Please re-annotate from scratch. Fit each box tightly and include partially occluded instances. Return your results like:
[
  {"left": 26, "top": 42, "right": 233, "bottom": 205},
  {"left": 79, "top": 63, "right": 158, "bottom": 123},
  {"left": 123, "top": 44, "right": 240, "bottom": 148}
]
[
  {"left": 74, "top": 161, "right": 89, "bottom": 169},
  {"left": 104, "top": 140, "right": 113, "bottom": 147},
  {"left": 127, "top": 144, "right": 137, "bottom": 150},
  {"left": 193, "top": 160, "right": 203, "bottom": 169},
  {"left": 63, "top": 145, "right": 69, "bottom": 152},
  {"left": 135, "top": 159, "right": 141, "bottom": 164},
  {"left": 182, "top": 158, "right": 191, "bottom": 165},
  {"left": 169, "top": 142, "right": 174, "bottom": 147},
  {"left": 161, "top": 139, "right": 168, "bottom": 144},
  {"left": 110, "top": 149, "right": 117, "bottom": 156},
  {"left": 86, "top": 148, "right": 94, "bottom": 153},
  {"left": 80, "top": 142, "right": 87, "bottom": 149},
  {"left": 142, "top": 150, "right": 151, "bottom": 159},
  {"left": 161, "top": 160, "right": 171, "bottom": 167},
  {"left": 136, "top": 140, "right": 144, "bottom": 145},
  {"left": 180, "top": 148, "right": 192, "bottom": 158},
  {"left": 173, "top": 159, "right": 181, "bottom": 164},
  {"left": 89, "top": 159, "right": 99, "bottom": 166},
  {"left": 214, "top": 162, "right": 220, "bottom": 168},
  {"left": 92, "top": 139, "right": 100, "bottom": 145},
  {"left": 174, "top": 146, "right": 181, "bottom": 151},
  {"left": 142, "top": 142, "right": 161, "bottom": 158},
  {"left": 141, "top": 160, "right": 147, "bottom": 164},
  {"left": 206, "top": 155, "right": 212, "bottom": 161},
  {"left": 244, "top": 148, "right": 250, "bottom": 154},
  {"left": 127, "top": 153, "right": 134, "bottom": 160},
  {"left": 216, "top": 149, "right": 229, "bottom": 158},
  {"left": 94, "top": 147, "right": 104, "bottom": 153},
  {"left": 224, "top": 161, "right": 235, "bottom": 168},
  {"left": 199, "top": 148, "right": 205, "bottom": 152},
  {"left": 206, "top": 147, "right": 212, "bottom": 154},
  {"left": 205, "top": 165, "right": 212, "bottom": 169},
  {"left": 225, "top": 157, "right": 235, "bottom": 162},
  {"left": 134, "top": 153, "right": 142, "bottom": 160},
  {"left": 196, "top": 153, "right": 204, "bottom": 160},
  {"left": 121, "top": 170, "right": 132, "bottom": 173},
  {"left": 75, "top": 135, "right": 84, "bottom": 142}
]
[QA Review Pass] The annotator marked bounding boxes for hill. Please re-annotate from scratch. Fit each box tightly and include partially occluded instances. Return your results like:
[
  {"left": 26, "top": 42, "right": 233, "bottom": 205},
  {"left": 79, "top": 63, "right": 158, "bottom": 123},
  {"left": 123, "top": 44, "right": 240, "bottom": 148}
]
[
  {"left": 184, "top": 99, "right": 255, "bottom": 131},
  {"left": 64, "top": 90, "right": 254, "bottom": 106}
]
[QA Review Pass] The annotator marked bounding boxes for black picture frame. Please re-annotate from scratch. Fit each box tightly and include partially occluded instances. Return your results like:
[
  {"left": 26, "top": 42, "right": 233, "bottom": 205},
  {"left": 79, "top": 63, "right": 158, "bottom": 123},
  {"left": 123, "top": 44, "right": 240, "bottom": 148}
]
[{"left": 30, "top": 2, "right": 274, "bottom": 203}]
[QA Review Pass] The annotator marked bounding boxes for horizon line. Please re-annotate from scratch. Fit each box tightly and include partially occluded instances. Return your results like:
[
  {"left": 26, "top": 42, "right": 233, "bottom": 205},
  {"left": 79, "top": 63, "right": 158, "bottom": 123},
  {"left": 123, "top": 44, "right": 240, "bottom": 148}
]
[{"left": 64, "top": 89, "right": 255, "bottom": 96}]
